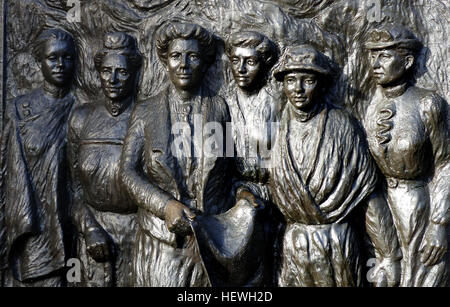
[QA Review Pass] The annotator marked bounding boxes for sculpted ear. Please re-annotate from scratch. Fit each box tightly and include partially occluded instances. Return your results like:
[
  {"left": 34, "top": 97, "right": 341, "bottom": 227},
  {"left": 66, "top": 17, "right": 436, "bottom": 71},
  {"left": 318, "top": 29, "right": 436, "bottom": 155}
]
[{"left": 405, "top": 55, "right": 414, "bottom": 71}]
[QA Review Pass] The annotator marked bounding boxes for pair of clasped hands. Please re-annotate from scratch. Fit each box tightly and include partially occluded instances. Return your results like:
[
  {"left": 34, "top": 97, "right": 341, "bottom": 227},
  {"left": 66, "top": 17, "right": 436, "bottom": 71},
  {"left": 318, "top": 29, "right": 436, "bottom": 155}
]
[{"left": 165, "top": 189, "right": 262, "bottom": 236}]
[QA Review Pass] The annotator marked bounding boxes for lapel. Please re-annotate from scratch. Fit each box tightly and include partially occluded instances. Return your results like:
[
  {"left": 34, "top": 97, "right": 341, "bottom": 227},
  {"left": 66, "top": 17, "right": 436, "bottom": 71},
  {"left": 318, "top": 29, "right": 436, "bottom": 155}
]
[
  {"left": 147, "top": 88, "right": 179, "bottom": 191},
  {"left": 146, "top": 86, "right": 226, "bottom": 203},
  {"left": 199, "top": 92, "right": 223, "bottom": 185}
]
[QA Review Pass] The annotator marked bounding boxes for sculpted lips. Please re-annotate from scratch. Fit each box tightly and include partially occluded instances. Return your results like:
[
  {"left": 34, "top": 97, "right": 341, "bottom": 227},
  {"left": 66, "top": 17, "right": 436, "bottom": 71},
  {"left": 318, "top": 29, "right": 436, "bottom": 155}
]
[
  {"left": 106, "top": 87, "right": 122, "bottom": 93},
  {"left": 177, "top": 73, "right": 192, "bottom": 79},
  {"left": 373, "top": 71, "right": 384, "bottom": 78},
  {"left": 52, "top": 71, "right": 66, "bottom": 77},
  {"left": 293, "top": 96, "right": 307, "bottom": 102}
]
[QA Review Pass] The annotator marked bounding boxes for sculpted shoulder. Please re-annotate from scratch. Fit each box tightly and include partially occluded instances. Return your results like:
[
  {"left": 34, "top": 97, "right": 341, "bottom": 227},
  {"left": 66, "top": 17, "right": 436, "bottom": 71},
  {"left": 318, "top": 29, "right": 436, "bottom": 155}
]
[
  {"left": 414, "top": 87, "right": 446, "bottom": 115},
  {"left": 8, "top": 89, "right": 42, "bottom": 119},
  {"left": 212, "top": 94, "right": 231, "bottom": 123},
  {"left": 68, "top": 103, "right": 96, "bottom": 137},
  {"left": 327, "top": 105, "right": 365, "bottom": 138},
  {"left": 133, "top": 89, "right": 168, "bottom": 116}
]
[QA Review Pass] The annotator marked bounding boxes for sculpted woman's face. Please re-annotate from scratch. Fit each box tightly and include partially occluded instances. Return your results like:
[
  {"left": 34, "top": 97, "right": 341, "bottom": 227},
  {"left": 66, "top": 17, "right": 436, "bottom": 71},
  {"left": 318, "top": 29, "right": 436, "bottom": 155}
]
[
  {"left": 229, "top": 47, "right": 262, "bottom": 91},
  {"left": 369, "top": 48, "right": 413, "bottom": 86},
  {"left": 283, "top": 71, "right": 319, "bottom": 111},
  {"left": 166, "top": 38, "right": 205, "bottom": 92},
  {"left": 99, "top": 53, "right": 135, "bottom": 101},
  {"left": 41, "top": 39, "right": 76, "bottom": 87}
]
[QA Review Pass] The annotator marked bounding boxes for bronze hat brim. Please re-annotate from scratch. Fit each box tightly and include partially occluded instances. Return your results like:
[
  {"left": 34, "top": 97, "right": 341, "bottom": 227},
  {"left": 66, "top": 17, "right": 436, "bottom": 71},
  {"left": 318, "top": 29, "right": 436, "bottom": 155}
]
[
  {"left": 274, "top": 64, "right": 330, "bottom": 81},
  {"left": 364, "top": 39, "right": 420, "bottom": 50}
]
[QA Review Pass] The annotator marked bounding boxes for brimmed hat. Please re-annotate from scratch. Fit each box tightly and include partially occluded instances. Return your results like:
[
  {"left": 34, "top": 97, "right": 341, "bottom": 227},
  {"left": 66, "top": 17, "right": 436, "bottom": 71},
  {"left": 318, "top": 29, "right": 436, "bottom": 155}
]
[
  {"left": 365, "top": 25, "right": 421, "bottom": 51},
  {"left": 273, "top": 44, "right": 331, "bottom": 81}
]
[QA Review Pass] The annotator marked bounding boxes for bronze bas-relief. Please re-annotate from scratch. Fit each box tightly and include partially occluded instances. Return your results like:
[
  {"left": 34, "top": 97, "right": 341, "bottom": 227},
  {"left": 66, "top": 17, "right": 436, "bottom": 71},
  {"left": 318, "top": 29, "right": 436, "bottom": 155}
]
[{"left": 0, "top": 0, "right": 449, "bottom": 288}]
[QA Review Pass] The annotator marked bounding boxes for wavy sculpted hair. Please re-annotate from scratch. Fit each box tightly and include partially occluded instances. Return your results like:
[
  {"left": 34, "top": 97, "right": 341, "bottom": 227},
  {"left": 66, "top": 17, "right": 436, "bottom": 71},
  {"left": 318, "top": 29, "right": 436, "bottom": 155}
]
[{"left": 155, "top": 22, "right": 216, "bottom": 67}]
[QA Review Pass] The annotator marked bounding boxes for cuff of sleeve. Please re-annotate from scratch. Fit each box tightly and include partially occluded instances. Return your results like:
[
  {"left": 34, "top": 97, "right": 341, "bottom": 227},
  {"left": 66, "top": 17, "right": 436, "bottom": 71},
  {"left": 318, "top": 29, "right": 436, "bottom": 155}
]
[{"left": 150, "top": 191, "right": 174, "bottom": 220}]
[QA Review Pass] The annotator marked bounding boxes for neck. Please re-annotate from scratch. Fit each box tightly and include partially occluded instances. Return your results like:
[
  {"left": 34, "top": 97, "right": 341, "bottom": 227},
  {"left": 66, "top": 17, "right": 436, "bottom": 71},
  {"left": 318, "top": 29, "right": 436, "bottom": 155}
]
[
  {"left": 290, "top": 101, "right": 320, "bottom": 122},
  {"left": 238, "top": 86, "right": 261, "bottom": 97},
  {"left": 43, "top": 81, "right": 70, "bottom": 99},
  {"left": 105, "top": 96, "right": 133, "bottom": 116},
  {"left": 379, "top": 81, "right": 409, "bottom": 99},
  {"left": 173, "top": 86, "right": 201, "bottom": 101}
]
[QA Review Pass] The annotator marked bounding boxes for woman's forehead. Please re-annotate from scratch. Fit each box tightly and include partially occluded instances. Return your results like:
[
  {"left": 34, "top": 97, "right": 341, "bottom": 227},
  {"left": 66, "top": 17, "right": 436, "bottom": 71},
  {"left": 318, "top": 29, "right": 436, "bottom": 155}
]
[
  {"left": 44, "top": 39, "right": 75, "bottom": 54},
  {"left": 168, "top": 38, "right": 200, "bottom": 52}
]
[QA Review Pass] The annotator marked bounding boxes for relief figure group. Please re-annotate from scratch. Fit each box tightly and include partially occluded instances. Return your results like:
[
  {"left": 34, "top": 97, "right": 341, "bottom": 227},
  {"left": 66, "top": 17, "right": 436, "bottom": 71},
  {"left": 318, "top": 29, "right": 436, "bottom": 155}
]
[{"left": 0, "top": 19, "right": 448, "bottom": 287}]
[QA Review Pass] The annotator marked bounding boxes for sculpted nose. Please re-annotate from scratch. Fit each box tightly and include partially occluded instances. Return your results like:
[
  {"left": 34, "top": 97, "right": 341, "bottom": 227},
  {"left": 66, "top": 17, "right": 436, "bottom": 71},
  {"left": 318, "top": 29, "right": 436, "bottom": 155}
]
[
  {"left": 109, "top": 70, "right": 118, "bottom": 83},
  {"left": 295, "top": 80, "right": 304, "bottom": 93},
  {"left": 56, "top": 57, "right": 64, "bottom": 68},
  {"left": 372, "top": 56, "right": 381, "bottom": 69},
  {"left": 238, "top": 60, "right": 246, "bottom": 74},
  {"left": 180, "top": 54, "right": 188, "bottom": 68}
]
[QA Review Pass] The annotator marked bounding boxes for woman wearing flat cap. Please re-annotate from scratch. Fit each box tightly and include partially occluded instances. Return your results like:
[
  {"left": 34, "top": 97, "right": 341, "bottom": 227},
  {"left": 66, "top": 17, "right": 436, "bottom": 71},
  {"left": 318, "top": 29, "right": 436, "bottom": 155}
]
[
  {"left": 363, "top": 25, "right": 449, "bottom": 287},
  {"left": 268, "top": 44, "right": 401, "bottom": 286}
]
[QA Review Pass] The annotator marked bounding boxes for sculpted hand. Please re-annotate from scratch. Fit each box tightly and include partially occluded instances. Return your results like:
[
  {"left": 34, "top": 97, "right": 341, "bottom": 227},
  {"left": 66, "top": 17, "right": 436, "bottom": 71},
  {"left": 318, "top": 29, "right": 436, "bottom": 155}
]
[
  {"left": 371, "top": 257, "right": 401, "bottom": 287},
  {"left": 419, "top": 222, "right": 448, "bottom": 266},
  {"left": 236, "top": 188, "right": 264, "bottom": 209},
  {"left": 85, "top": 227, "right": 115, "bottom": 263},
  {"left": 165, "top": 200, "right": 196, "bottom": 236}
]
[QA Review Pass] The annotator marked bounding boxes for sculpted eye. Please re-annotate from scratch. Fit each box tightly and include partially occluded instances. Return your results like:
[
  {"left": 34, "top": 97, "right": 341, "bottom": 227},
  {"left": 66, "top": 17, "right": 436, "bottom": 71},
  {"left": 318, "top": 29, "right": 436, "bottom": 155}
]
[
  {"left": 247, "top": 59, "right": 256, "bottom": 66},
  {"left": 47, "top": 55, "right": 57, "bottom": 61},
  {"left": 170, "top": 53, "right": 180, "bottom": 60},
  {"left": 119, "top": 69, "right": 129, "bottom": 76},
  {"left": 189, "top": 53, "right": 199, "bottom": 61},
  {"left": 305, "top": 79, "right": 316, "bottom": 85},
  {"left": 285, "top": 77, "right": 295, "bottom": 84},
  {"left": 231, "top": 58, "right": 239, "bottom": 65}
]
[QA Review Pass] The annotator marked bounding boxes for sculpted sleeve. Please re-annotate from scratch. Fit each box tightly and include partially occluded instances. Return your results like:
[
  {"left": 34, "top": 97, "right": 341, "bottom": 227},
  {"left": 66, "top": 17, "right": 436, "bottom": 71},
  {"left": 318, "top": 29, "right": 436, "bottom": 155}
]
[
  {"left": 0, "top": 98, "right": 38, "bottom": 266},
  {"left": 421, "top": 94, "right": 450, "bottom": 226},
  {"left": 364, "top": 187, "right": 402, "bottom": 260},
  {"left": 67, "top": 106, "right": 100, "bottom": 234},
  {"left": 119, "top": 102, "right": 174, "bottom": 220},
  {"left": 0, "top": 102, "right": 12, "bottom": 273}
]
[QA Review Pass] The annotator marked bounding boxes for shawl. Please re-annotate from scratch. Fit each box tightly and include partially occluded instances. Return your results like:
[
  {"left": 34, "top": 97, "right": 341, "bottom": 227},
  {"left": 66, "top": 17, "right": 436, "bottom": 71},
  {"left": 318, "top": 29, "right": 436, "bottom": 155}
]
[
  {"left": 0, "top": 89, "right": 74, "bottom": 281},
  {"left": 269, "top": 103, "right": 377, "bottom": 225}
]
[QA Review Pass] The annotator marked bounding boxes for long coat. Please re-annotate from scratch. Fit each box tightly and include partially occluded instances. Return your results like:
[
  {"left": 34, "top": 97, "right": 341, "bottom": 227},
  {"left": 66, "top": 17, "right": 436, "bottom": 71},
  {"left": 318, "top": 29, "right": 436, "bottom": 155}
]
[{"left": 119, "top": 86, "right": 239, "bottom": 286}]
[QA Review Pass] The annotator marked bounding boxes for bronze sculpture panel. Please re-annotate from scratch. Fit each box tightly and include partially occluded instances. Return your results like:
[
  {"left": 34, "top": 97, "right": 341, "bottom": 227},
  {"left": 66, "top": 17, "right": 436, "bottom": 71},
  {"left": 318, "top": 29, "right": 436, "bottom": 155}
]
[{"left": 0, "top": 0, "right": 448, "bottom": 287}]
